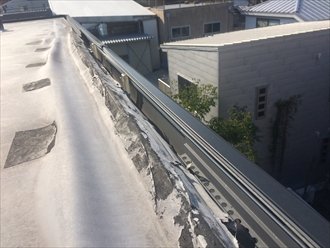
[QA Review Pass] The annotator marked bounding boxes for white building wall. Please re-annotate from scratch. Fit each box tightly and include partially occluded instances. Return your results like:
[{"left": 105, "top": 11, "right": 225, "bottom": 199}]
[
  {"left": 168, "top": 49, "right": 219, "bottom": 120},
  {"left": 217, "top": 30, "right": 329, "bottom": 187},
  {"left": 245, "top": 16, "right": 297, "bottom": 29}
]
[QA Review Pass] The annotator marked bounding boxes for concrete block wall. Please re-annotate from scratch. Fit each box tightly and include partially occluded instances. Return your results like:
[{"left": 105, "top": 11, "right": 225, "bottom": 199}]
[{"left": 217, "top": 29, "right": 329, "bottom": 187}]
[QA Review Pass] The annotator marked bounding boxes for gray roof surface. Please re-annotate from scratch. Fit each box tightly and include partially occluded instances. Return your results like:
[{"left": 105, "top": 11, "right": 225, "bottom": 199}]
[
  {"left": 239, "top": 0, "right": 330, "bottom": 21},
  {"left": 161, "top": 20, "right": 330, "bottom": 48},
  {"left": 49, "top": 0, "right": 155, "bottom": 17}
]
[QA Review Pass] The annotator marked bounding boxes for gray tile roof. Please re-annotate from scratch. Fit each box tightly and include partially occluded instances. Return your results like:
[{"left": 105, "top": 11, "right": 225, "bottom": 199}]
[
  {"left": 298, "top": 0, "right": 330, "bottom": 21},
  {"left": 246, "top": 0, "right": 296, "bottom": 14},
  {"left": 161, "top": 20, "right": 329, "bottom": 49},
  {"left": 239, "top": 0, "right": 330, "bottom": 21}
]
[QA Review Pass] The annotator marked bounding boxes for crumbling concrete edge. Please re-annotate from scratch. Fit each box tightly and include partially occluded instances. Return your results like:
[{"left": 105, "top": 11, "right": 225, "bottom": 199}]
[{"left": 70, "top": 31, "right": 234, "bottom": 248}]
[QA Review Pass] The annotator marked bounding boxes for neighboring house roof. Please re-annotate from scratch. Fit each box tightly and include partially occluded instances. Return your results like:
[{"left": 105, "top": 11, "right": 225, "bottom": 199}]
[
  {"left": 161, "top": 20, "right": 330, "bottom": 50},
  {"left": 0, "top": 0, "right": 11, "bottom": 5},
  {"left": 298, "top": 0, "right": 330, "bottom": 21},
  {"left": 49, "top": 0, "right": 155, "bottom": 21},
  {"left": 238, "top": 0, "right": 330, "bottom": 22}
]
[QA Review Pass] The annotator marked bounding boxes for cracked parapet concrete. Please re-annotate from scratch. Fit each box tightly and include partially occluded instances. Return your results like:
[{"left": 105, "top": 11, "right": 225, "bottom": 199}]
[
  {"left": 23, "top": 78, "right": 51, "bottom": 92},
  {"left": 4, "top": 121, "right": 57, "bottom": 168},
  {"left": 70, "top": 31, "right": 226, "bottom": 248}
]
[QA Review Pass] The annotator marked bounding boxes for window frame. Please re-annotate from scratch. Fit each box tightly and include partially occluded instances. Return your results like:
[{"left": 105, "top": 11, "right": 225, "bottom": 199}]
[
  {"left": 20, "top": 5, "right": 28, "bottom": 11},
  {"left": 255, "top": 86, "right": 268, "bottom": 120},
  {"left": 256, "top": 18, "right": 280, "bottom": 28},
  {"left": 204, "top": 21, "right": 221, "bottom": 35},
  {"left": 171, "top": 25, "right": 191, "bottom": 40},
  {"left": 177, "top": 73, "right": 194, "bottom": 91}
]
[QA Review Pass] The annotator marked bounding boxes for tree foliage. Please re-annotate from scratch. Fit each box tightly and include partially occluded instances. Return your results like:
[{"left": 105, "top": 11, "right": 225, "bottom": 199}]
[
  {"left": 208, "top": 105, "right": 261, "bottom": 164},
  {"left": 171, "top": 80, "right": 260, "bottom": 164},
  {"left": 172, "top": 80, "right": 218, "bottom": 121}
]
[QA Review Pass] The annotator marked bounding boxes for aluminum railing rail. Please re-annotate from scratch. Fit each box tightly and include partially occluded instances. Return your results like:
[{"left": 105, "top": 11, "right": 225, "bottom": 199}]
[{"left": 64, "top": 15, "right": 330, "bottom": 248}]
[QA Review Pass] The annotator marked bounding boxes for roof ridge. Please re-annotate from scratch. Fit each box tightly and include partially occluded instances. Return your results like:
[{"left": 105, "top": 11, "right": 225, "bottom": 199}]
[{"left": 294, "top": 0, "right": 301, "bottom": 12}]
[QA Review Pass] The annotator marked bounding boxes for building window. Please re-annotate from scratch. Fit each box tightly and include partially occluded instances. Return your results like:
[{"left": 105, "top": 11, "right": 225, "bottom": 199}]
[
  {"left": 172, "top": 26, "right": 190, "bottom": 40},
  {"left": 320, "top": 137, "right": 329, "bottom": 164},
  {"left": 108, "top": 22, "right": 139, "bottom": 35},
  {"left": 234, "top": 14, "right": 245, "bottom": 28},
  {"left": 256, "top": 18, "right": 280, "bottom": 28},
  {"left": 20, "top": 5, "right": 28, "bottom": 11},
  {"left": 204, "top": 22, "right": 221, "bottom": 35},
  {"left": 178, "top": 74, "right": 194, "bottom": 90},
  {"left": 255, "top": 86, "right": 268, "bottom": 119}
]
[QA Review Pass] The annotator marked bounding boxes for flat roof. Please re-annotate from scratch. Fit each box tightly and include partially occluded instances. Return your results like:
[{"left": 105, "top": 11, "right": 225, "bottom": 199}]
[
  {"left": 49, "top": 0, "right": 155, "bottom": 18},
  {"left": 161, "top": 20, "right": 330, "bottom": 49},
  {"left": 0, "top": 16, "right": 238, "bottom": 248},
  {"left": 0, "top": 17, "right": 178, "bottom": 247}
]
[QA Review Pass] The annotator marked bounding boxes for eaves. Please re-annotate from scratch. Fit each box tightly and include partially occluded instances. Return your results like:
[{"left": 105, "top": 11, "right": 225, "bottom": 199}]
[
  {"left": 160, "top": 45, "right": 218, "bottom": 52},
  {"left": 240, "top": 11, "right": 305, "bottom": 22}
]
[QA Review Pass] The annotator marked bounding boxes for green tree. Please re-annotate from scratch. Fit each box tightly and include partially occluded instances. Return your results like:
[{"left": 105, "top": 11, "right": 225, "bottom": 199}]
[
  {"left": 208, "top": 105, "right": 261, "bottom": 164},
  {"left": 172, "top": 80, "right": 218, "bottom": 121}
]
